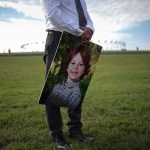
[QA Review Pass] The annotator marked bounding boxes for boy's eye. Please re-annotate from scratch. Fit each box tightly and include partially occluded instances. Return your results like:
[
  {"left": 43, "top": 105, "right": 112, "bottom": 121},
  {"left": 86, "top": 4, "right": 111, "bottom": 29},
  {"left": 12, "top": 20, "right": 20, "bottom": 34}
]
[
  {"left": 71, "top": 62, "right": 75, "bottom": 65},
  {"left": 80, "top": 63, "right": 84, "bottom": 66}
]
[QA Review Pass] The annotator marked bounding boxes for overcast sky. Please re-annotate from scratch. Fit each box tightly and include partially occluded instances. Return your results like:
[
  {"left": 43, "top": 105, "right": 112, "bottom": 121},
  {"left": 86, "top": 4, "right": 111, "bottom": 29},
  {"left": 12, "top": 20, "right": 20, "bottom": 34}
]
[{"left": 0, "top": 0, "right": 150, "bottom": 52}]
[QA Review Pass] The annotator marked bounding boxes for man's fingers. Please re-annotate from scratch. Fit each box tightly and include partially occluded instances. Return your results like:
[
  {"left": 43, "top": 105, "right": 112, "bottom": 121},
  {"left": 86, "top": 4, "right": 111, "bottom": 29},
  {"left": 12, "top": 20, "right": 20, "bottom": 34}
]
[{"left": 80, "top": 27, "right": 93, "bottom": 40}]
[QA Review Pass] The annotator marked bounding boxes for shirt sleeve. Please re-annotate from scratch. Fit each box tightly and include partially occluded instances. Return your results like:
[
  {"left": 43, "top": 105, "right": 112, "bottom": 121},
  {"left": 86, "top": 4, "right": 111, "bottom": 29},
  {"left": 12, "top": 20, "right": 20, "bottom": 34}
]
[
  {"left": 68, "top": 91, "right": 81, "bottom": 109},
  {"left": 82, "top": 0, "right": 95, "bottom": 32},
  {"left": 41, "top": 0, "right": 83, "bottom": 36}
]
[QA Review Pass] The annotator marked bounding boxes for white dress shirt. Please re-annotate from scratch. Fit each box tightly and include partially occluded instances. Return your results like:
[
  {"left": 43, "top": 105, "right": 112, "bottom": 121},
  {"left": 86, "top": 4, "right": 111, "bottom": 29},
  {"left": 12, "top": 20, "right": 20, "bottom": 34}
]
[{"left": 41, "top": 0, "right": 94, "bottom": 36}]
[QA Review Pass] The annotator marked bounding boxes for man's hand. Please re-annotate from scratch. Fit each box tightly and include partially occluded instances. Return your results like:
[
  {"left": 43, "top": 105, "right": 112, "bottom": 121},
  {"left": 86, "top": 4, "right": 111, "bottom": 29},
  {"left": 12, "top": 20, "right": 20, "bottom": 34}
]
[{"left": 80, "top": 27, "right": 93, "bottom": 43}]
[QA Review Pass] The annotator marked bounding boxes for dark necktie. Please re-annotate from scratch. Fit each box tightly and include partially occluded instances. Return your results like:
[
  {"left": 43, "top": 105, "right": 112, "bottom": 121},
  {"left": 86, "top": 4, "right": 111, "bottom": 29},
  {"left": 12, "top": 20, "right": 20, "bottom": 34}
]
[{"left": 74, "top": 0, "right": 87, "bottom": 27}]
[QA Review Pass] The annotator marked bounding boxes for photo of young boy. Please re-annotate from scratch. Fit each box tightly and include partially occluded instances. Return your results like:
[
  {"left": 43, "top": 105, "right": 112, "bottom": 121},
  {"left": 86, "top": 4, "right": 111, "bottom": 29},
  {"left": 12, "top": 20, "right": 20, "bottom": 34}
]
[
  {"left": 45, "top": 44, "right": 91, "bottom": 109},
  {"left": 39, "top": 32, "right": 102, "bottom": 108}
]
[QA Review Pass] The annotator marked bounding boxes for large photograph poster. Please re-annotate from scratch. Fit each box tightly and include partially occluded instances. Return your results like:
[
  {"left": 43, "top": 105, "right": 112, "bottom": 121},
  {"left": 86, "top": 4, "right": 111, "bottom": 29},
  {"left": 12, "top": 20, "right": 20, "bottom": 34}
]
[{"left": 39, "top": 32, "right": 102, "bottom": 109}]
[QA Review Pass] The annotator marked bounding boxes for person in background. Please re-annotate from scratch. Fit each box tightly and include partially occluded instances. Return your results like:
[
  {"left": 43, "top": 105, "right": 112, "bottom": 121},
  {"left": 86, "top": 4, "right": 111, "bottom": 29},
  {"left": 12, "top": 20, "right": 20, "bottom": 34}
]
[
  {"left": 8, "top": 48, "right": 11, "bottom": 57},
  {"left": 41, "top": 0, "right": 94, "bottom": 149}
]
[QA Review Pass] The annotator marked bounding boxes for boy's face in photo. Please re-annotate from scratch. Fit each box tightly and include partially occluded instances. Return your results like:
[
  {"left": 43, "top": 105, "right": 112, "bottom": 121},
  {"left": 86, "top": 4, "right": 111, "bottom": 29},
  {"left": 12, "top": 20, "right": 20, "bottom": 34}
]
[{"left": 66, "top": 52, "right": 85, "bottom": 83}]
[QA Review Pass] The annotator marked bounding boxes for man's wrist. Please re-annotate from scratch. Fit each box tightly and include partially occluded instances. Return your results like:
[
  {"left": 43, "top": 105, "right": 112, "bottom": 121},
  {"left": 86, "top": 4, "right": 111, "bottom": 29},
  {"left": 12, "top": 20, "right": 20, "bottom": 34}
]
[{"left": 86, "top": 27, "right": 93, "bottom": 35}]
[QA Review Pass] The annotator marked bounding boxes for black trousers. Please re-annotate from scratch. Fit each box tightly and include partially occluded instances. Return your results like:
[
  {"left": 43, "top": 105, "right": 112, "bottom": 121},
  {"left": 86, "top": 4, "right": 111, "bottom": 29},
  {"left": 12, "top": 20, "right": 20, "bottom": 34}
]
[{"left": 44, "top": 30, "right": 82, "bottom": 136}]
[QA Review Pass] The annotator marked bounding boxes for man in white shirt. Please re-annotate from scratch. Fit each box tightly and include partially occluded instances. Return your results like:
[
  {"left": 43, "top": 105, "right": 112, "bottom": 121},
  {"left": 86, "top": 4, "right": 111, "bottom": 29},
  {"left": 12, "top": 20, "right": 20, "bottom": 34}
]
[{"left": 41, "top": 0, "right": 94, "bottom": 149}]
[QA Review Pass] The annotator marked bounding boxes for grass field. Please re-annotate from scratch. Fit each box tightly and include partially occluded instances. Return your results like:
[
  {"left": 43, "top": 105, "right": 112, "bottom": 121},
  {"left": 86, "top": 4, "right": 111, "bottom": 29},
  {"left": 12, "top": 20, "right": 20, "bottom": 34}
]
[{"left": 0, "top": 54, "right": 150, "bottom": 150}]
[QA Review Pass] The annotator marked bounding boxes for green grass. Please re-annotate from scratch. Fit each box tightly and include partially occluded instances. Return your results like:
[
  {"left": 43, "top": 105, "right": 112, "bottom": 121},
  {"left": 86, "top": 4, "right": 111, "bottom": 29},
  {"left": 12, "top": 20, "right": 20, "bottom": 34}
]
[{"left": 0, "top": 54, "right": 150, "bottom": 150}]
